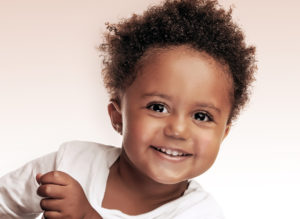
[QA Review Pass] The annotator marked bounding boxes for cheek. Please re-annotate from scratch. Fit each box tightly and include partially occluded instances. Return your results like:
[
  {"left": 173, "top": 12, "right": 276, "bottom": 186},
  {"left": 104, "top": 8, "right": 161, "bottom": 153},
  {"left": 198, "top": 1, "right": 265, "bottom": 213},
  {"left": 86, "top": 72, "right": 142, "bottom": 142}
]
[
  {"left": 123, "top": 113, "right": 162, "bottom": 146},
  {"left": 193, "top": 133, "right": 221, "bottom": 176},
  {"left": 194, "top": 131, "right": 222, "bottom": 158}
]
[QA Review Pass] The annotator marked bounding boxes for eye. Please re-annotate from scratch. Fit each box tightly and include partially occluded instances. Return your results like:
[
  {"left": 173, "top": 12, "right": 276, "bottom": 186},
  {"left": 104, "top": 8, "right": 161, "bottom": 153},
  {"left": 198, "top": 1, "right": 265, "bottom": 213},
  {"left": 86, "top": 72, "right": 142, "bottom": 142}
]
[
  {"left": 146, "top": 103, "right": 168, "bottom": 113},
  {"left": 194, "top": 112, "right": 212, "bottom": 122}
]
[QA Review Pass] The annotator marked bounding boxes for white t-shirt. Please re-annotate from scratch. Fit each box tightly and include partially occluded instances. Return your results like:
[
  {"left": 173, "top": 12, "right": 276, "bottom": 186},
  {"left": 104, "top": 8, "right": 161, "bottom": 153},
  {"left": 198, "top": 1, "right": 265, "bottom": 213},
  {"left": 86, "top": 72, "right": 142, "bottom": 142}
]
[{"left": 0, "top": 141, "right": 224, "bottom": 219}]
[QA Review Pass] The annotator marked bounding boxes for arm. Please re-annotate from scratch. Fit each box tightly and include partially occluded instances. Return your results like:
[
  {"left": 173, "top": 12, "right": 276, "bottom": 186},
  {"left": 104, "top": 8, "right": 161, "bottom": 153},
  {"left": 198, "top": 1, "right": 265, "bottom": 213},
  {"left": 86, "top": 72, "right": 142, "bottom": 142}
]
[
  {"left": 36, "top": 171, "right": 102, "bottom": 219},
  {"left": 0, "top": 152, "right": 57, "bottom": 219}
]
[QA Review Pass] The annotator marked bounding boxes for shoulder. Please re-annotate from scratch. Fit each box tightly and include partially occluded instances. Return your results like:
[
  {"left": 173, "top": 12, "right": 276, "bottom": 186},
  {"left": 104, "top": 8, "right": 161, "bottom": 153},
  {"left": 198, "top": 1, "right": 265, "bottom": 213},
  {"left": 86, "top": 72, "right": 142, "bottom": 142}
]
[
  {"left": 55, "top": 140, "right": 121, "bottom": 174},
  {"left": 58, "top": 140, "right": 118, "bottom": 155},
  {"left": 57, "top": 140, "right": 119, "bottom": 160},
  {"left": 54, "top": 140, "right": 121, "bottom": 190},
  {"left": 172, "top": 180, "right": 224, "bottom": 219}
]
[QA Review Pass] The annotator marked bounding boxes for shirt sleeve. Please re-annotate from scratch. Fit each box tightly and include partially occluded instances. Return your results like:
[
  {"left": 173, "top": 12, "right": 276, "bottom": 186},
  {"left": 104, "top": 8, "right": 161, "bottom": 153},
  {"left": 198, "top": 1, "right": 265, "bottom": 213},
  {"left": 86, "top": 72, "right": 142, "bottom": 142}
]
[{"left": 0, "top": 151, "right": 59, "bottom": 219}]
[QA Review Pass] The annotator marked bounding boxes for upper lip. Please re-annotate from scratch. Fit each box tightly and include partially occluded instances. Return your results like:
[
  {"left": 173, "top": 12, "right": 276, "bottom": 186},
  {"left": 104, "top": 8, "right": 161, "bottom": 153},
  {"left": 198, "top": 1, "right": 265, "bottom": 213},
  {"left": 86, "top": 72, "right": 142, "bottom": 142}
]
[{"left": 150, "top": 145, "right": 193, "bottom": 155}]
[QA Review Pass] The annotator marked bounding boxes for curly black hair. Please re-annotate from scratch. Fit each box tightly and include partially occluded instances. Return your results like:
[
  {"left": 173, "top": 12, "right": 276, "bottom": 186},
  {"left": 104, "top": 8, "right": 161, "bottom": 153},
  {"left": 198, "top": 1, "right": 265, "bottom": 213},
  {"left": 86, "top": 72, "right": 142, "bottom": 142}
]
[{"left": 99, "top": 0, "right": 256, "bottom": 123}]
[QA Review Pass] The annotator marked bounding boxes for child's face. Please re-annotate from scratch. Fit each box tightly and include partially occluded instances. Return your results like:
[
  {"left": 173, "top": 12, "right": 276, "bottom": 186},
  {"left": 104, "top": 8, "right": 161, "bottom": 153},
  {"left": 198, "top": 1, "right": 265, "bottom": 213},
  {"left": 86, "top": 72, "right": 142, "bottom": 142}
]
[{"left": 110, "top": 46, "right": 232, "bottom": 184}]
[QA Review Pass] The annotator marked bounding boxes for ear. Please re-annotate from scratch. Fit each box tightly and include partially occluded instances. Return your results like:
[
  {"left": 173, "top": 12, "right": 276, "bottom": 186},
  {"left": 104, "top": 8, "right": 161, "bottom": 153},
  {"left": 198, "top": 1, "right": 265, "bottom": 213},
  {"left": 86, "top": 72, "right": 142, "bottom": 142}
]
[
  {"left": 108, "top": 100, "right": 122, "bottom": 134},
  {"left": 222, "top": 124, "right": 231, "bottom": 141}
]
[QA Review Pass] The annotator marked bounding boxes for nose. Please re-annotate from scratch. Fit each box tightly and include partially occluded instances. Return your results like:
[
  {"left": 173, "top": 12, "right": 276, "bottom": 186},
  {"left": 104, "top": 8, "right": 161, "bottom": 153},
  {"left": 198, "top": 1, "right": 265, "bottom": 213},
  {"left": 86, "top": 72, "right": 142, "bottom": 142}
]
[{"left": 163, "top": 114, "right": 190, "bottom": 140}]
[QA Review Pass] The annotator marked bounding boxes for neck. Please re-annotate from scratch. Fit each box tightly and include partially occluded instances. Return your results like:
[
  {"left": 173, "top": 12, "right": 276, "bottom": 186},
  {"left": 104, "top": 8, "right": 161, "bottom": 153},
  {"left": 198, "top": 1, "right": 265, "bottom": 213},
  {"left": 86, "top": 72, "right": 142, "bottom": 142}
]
[{"left": 112, "top": 148, "right": 189, "bottom": 204}]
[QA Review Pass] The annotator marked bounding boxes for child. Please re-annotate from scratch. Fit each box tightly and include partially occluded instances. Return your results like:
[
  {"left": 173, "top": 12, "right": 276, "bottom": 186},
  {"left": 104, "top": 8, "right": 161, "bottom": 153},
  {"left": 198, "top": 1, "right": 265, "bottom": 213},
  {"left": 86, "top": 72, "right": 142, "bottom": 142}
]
[{"left": 0, "top": 0, "right": 256, "bottom": 218}]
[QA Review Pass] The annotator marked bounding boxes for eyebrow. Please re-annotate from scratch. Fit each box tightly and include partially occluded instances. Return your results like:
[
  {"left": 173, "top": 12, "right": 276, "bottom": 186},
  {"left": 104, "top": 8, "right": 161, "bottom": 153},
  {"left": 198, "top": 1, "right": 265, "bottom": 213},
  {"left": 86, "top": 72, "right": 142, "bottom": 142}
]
[
  {"left": 141, "top": 92, "right": 221, "bottom": 114},
  {"left": 141, "top": 92, "right": 172, "bottom": 100},
  {"left": 194, "top": 103, "right": 221, "bottom": 114}
]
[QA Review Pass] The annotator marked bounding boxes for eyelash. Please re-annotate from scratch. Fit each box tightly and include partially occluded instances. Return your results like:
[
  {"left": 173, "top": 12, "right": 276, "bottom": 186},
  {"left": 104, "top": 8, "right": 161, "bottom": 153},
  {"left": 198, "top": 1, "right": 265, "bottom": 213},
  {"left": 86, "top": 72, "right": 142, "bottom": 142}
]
[
  {"left": 146, "top": 102, "right": 168, "bottom": 113},
  {"left": 146, "top": 102, "right": 214, "bottom": 122},
  {"left": 193, "top": 111, "right": 213, "bottom": 122}
]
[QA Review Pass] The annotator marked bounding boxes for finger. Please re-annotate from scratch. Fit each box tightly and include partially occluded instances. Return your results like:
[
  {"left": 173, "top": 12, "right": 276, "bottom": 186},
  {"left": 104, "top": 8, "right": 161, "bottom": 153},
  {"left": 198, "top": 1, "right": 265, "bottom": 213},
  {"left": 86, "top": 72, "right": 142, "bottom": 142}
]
[
  {"left": 37, "top": 184, "right": 65, "bottom": 199},
  {"left": 43, "top": 210, "right": 62, "bottom": 219},
  {"left": 40, "top": 198, "right": 63, "bottom": 211},
  {"left": 39, "top": 171, "right": 72, "bottom": 186},
  {"left": 36, "top": 173, "right": 42, "bottom": 185}
]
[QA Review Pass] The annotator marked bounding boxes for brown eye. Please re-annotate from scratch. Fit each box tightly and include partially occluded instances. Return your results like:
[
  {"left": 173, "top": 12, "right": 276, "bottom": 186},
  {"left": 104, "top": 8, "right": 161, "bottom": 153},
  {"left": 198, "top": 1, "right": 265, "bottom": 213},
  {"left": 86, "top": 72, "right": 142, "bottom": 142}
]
[
  {"left": 147, "top": 103, "right": 168, "bottom": 113},
  {"left": 194, "top": 112, "right": 212, "bottom": 122}
]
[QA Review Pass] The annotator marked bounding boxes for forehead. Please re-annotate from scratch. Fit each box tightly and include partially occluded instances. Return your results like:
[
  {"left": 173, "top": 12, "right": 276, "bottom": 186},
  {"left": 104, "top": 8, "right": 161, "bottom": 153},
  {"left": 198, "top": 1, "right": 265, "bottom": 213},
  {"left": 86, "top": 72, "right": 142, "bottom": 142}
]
[
  {"left": 125, "top": 46, "right": 232, "bottom": 112},
  {"left": 136, "top": 46, "right": 232, "bottom": 86},
  {"left": 138, "top": 45, "right": 229, "bottom": 72}
]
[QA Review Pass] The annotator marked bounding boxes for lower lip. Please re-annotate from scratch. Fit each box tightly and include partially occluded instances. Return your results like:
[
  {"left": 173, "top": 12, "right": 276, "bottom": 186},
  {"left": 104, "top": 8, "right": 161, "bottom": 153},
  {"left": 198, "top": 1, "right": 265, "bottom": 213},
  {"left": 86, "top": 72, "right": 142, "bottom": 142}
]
[{"left": 150, "top": 146, "right": 192, "bottom": 162}]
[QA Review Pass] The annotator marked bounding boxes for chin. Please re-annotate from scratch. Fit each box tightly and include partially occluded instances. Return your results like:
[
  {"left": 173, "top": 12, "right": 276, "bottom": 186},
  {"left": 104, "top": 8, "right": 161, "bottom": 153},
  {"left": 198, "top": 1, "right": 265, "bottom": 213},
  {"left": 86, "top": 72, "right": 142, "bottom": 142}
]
[{"left": 149, "top": 172, "right": 188, "bottom": 185}]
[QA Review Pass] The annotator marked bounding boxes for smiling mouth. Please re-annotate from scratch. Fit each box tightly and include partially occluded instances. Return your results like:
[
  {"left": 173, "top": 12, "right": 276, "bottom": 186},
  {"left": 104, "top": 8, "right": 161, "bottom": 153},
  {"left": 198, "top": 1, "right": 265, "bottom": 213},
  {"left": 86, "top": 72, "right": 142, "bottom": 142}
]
[{"left": 150, "top": 145, "right": 192, "bottom": 157}]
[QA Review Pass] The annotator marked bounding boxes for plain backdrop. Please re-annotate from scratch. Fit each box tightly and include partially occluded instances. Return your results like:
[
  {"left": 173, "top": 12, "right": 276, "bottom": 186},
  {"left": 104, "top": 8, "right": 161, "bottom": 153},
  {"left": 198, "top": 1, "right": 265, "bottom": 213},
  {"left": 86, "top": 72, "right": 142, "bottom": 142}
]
[{"left": 0, "top": 0, "right": 299, "bottom": 218}]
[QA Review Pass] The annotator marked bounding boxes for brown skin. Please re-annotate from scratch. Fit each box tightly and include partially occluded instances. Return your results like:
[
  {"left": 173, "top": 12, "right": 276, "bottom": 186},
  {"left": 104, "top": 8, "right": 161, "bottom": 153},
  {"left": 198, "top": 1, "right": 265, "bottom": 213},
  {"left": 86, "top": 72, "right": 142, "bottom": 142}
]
[
  {"left": 103, "top": 46, "right": 232, "bottom": 215},
  {"left": 36, "top": 171, "right": 102, "bottom": 219},
  {"left": 36, "top": 46, "right": 232, "bottom": 216},
  {"left": 102, "top": 153, "right": 189, "bottom": 215}
]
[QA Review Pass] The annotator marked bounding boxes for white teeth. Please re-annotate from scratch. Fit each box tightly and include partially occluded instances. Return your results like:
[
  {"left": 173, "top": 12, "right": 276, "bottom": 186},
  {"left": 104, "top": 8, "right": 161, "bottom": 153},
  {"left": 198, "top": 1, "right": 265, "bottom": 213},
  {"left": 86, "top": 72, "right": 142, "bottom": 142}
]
[
  {"left": 166, "top": 149, "right": 172, "bottom": 155},
  {"left": 154, "top": 146, "right": 187, "bottom": 157},
  {"left": 171, "top": 151, "right": 178, "bottom": 156}
]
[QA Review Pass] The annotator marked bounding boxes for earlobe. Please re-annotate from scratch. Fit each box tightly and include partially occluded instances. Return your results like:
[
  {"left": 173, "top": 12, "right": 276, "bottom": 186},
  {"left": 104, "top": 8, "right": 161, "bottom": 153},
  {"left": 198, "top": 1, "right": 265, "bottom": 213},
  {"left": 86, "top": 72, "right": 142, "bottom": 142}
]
[
  {"left": 108, "top": 100, "right": 123, "bottom": 134},
  {"left": 222, "top": 124, "right": 231, "bottom": 141}
]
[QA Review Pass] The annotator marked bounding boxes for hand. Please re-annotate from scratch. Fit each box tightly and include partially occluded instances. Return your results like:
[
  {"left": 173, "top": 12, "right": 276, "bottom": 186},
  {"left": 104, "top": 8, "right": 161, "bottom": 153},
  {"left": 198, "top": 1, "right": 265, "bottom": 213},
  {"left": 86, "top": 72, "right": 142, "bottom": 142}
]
[{"left": 36, "top": 171, "right": 102, "bottom": 219}]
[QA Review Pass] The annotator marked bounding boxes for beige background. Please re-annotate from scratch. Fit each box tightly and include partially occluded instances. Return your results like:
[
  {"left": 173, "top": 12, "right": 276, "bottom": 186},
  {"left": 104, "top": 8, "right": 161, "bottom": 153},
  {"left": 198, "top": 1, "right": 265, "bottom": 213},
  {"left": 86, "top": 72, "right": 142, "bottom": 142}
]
[{"left": 0, "top": 0, "right": 299, "bottom": 218}]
